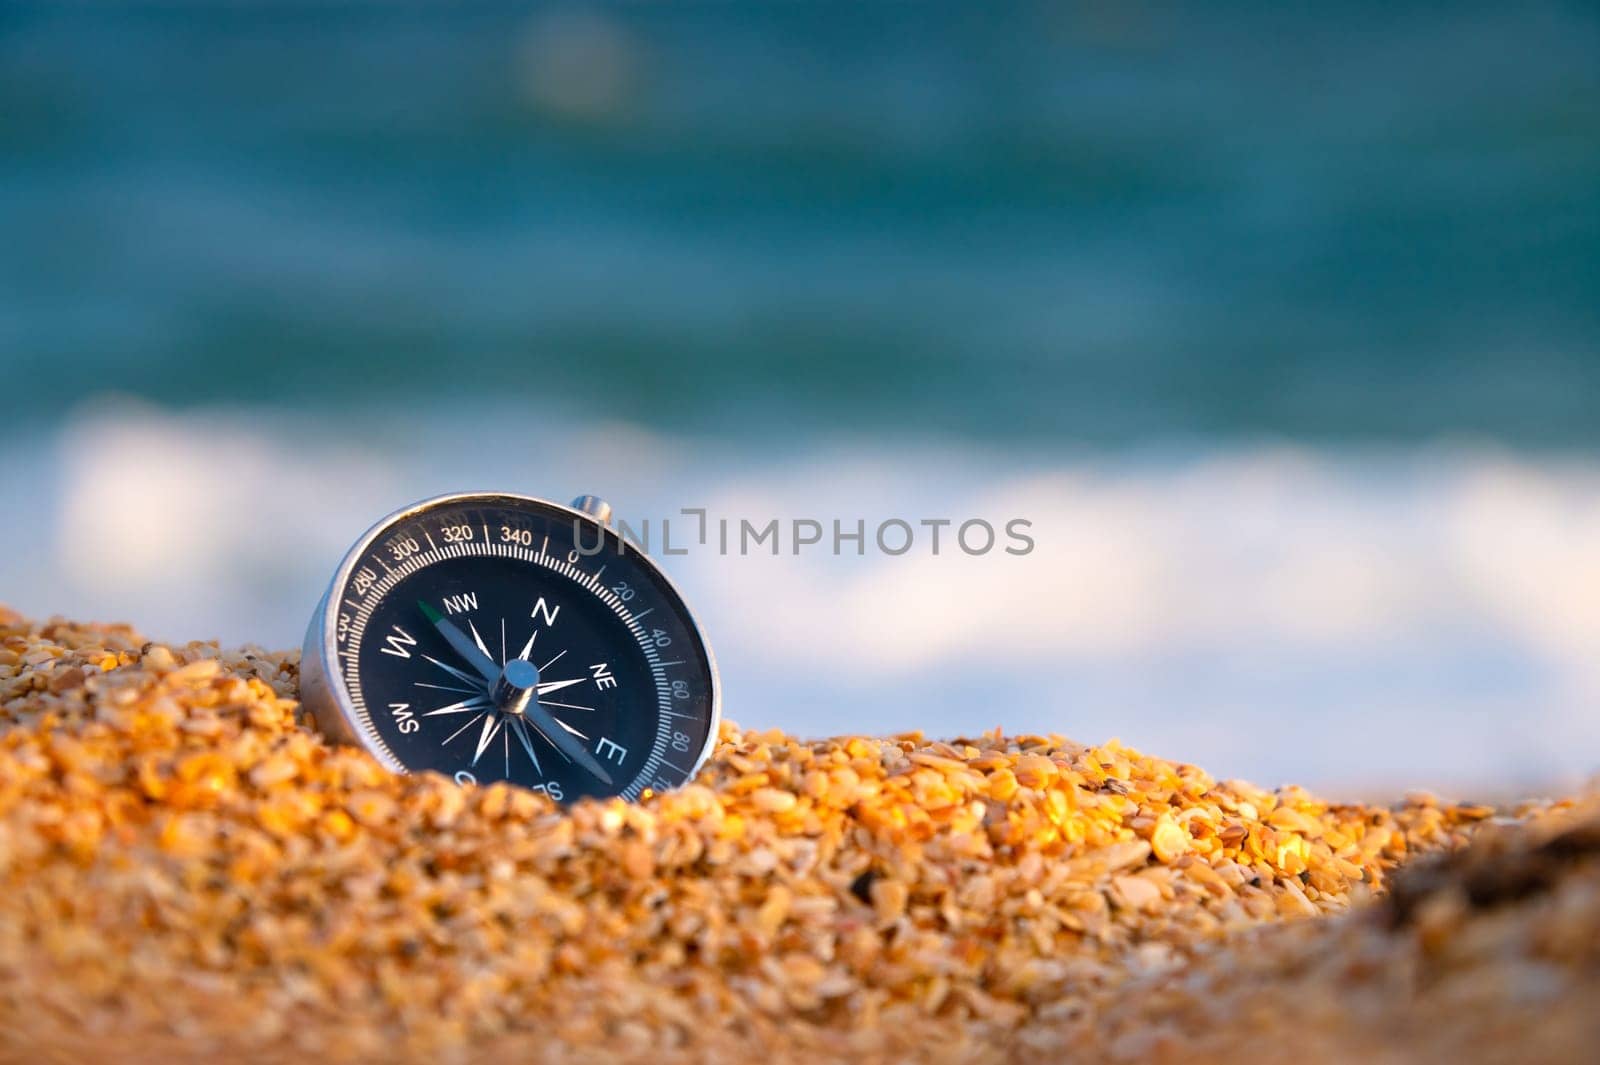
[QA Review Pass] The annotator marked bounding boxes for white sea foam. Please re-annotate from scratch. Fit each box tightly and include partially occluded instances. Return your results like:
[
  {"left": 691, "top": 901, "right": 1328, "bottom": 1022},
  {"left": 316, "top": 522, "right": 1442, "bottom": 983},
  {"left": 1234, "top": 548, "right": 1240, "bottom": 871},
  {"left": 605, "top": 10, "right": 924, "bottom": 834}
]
[{"left": 3, "top": 401, "right": 1597, "bottom": 794}]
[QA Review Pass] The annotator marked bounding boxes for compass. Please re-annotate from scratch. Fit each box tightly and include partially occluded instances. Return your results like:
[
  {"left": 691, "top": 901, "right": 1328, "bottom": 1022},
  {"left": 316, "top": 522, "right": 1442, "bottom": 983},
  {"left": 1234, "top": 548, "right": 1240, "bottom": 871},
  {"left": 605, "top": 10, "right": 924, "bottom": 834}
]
[{"left": 299, "top": 492, "right": 720, "bottom": 803}]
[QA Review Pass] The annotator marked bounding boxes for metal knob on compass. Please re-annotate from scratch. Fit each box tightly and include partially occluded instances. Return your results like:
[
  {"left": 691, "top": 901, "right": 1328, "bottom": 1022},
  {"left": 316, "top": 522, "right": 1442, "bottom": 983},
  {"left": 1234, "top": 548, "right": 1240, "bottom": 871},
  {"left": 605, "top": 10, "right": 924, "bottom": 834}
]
[{"left": 571, "top": 495, "right": 612, "bottom": 524}]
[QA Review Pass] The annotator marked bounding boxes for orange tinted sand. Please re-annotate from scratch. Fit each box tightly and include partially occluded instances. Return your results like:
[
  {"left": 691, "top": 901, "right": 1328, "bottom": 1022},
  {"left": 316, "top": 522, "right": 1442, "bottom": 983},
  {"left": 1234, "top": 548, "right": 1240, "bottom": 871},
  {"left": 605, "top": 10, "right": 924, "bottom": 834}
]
[{"left": 0, "top": 609, "right": 1593, "bottom": 1063}]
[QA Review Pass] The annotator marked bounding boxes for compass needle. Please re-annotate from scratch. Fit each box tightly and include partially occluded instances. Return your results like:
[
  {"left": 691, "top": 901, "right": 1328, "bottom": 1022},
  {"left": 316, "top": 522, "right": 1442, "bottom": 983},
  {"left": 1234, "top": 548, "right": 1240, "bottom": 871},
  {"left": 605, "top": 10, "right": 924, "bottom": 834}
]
[
  {"left": 510, "top": 718, "right": 543, "bottom": 776},
  {"left": 304, "top": 492, "right": 717, "bottom": 803},
  {"left": 529, "top": 721, "right": 571, "bottom": 763},
  {"left": 418, "top": 600, "right": 500, "bottom": 684}
]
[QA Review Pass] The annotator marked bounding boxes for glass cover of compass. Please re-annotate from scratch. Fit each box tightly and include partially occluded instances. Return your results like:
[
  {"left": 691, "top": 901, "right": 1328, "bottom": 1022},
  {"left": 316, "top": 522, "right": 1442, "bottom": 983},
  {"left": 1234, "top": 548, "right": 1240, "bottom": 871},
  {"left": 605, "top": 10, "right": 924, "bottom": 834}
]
[{"left": 300, "top": 492, "right": 720, "bottom": 804}]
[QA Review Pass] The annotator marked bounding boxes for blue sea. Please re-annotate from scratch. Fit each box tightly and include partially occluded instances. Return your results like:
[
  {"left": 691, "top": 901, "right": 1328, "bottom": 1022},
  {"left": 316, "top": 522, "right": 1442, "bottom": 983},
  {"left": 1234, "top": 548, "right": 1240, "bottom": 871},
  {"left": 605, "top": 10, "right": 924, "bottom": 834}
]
[{"left": 2, "top": 3, "right": 1598, "bottom": 793}]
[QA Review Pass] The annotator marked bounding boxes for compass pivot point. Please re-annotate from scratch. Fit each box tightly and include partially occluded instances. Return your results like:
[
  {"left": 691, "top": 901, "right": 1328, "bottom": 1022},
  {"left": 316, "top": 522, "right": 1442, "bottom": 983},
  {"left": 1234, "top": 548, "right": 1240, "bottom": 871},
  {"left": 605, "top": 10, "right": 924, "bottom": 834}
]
[{"left": 493, "top": 657, "right": 540, "bottom": 716}]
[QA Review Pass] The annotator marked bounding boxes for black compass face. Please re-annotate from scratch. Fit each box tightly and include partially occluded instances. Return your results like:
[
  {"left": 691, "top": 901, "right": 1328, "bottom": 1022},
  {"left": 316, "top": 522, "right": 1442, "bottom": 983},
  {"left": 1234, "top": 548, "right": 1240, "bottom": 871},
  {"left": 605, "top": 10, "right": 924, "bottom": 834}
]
[{"left": 322, "top": 495, "right": 717, "bottom": 803}]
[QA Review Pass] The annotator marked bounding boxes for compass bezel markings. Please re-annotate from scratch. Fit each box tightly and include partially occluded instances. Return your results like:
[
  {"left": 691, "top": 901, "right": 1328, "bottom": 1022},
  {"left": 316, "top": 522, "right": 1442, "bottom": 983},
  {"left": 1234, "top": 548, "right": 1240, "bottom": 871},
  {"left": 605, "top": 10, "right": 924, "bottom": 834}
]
[
  {"left": 338, "top": 540, "right": 689, "bottom": 798},
  {"left": 307, "top": 492, "right": 721, "bottom": 803}
]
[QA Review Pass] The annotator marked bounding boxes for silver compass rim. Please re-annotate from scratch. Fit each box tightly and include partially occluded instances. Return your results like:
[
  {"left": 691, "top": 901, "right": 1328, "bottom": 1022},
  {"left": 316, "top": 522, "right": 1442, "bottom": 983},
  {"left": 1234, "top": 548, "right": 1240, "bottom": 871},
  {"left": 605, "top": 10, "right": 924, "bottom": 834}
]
[{"left": 303, "top": 490, "right": 724, "bottom": 794}]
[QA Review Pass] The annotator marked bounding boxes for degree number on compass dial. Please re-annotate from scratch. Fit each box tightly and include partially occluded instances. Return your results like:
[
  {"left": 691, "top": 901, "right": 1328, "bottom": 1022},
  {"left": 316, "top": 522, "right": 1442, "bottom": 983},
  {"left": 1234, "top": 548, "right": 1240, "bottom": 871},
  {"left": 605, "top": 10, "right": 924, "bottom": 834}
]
[{"left": 312, "top": 493, "right": 719, "bottom": 803}]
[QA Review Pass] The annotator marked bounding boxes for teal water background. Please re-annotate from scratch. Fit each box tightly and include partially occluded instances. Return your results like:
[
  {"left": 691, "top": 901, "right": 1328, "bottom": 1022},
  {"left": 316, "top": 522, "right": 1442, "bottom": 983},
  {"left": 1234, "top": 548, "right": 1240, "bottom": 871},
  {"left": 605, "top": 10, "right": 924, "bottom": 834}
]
[
  {"left": 2, "top": 5, "right": 1599, "bottom": 792},
  {"left": 2, "top": 3, "right": 1597, "bottom": 446}
]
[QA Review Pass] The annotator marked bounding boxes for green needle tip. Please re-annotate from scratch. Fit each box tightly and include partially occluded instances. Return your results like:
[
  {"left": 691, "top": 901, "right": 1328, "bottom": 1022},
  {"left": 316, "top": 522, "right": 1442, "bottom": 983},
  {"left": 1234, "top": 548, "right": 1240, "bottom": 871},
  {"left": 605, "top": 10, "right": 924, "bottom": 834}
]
[{"left": 416, "top": 600, "right": 443, "bottom": 624}]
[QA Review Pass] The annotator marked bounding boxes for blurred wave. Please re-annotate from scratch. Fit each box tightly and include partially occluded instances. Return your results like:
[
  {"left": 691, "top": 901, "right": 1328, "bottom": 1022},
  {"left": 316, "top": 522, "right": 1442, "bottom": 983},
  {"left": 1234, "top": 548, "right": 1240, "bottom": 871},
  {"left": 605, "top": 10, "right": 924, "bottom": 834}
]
[
  {"left": 1, "top": 6, "right": 1596, "bottom": 792},
  {"left": 4, "top": 402, "right": 1598, "bottom": 794}
]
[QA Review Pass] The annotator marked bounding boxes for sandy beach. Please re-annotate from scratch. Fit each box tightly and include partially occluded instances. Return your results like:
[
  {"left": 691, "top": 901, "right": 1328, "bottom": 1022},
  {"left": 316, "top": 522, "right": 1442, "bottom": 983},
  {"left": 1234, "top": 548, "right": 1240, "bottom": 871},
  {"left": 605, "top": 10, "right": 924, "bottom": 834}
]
[
  {"left": 1, "top": 607, "right": 1594, "bottom": 1063},
  {"left": 5, "top": 8, "right": 1596, "bottom": 1061}
]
